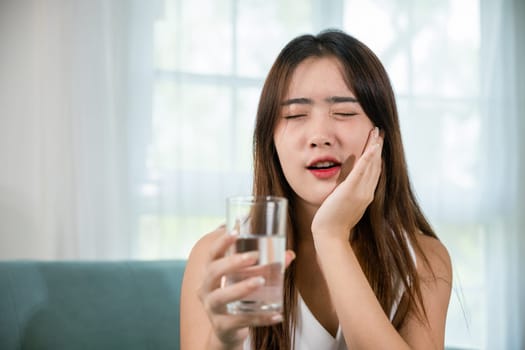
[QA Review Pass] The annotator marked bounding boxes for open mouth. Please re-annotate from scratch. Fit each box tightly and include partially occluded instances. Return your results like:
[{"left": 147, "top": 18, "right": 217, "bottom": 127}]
[
  {"left": 306, "top": 161, "right": 341, "bottom": 170},
  {"left": 306, "top": 160, "right": 342, "bottom": 179}
]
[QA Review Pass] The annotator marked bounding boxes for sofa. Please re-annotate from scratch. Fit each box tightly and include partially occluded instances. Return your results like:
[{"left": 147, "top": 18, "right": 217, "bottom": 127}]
[
  {"left": 0, "top": 260, "right": 186, "bottom": 350},
  {"left": 0, "top": 260, "right": 468, "bottom": 350}
]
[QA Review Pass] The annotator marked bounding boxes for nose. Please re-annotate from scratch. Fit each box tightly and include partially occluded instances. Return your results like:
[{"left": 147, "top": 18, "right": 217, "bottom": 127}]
[
  {"left": 308, "top": 114, "right": 335, "bottom": 148},
  {"left": 309, "top": 135, "right": 332, "bottom": 148}
]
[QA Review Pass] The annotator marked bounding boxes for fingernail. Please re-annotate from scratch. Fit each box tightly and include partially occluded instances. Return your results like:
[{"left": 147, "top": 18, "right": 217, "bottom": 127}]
[
  {"left": 250, "top": 276, "right": 265, "bottom": 286},
  {"left": 271, "top": 314, "right": 283, "bottom": 322},
  {"left": 374, "top": 126, "right": 379, "bottom": 138},
  {"left": 241, "top": 251, "right": 259, "bottom": 261},
  {"left": 288, "top": 251, "right": 296, "bottom": 261}
]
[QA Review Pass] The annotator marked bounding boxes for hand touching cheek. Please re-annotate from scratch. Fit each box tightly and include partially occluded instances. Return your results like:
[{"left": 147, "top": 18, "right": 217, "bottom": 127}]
[{"left": 311, "top": 127, "right": 384, "bottom": 242}]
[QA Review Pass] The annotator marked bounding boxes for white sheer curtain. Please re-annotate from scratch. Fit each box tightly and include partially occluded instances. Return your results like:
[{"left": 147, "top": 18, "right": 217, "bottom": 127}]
[
  {"left": 480, "top": 0, "right": 525, "bottom": 348},
  {"left": 0, "top": 0, "right": 132, "bottom": 259},
  {"left": 0, "top": 0, "right": 523, "bottom": 348}
]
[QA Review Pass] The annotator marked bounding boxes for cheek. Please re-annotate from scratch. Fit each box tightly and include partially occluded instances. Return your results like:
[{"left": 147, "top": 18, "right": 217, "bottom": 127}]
[
  {"left": 274, "top": 139, "right": 292, "bottom": 173},
  {"left": 273, "top": 124, "right": 298, "bottom": 179},
  {"left": 273, "top": 121, "right": 293, "bottom": 158},
  {"left": 273, "top": 127, "right": 287, "bottom": 168},
  {"left": 273, "top": 123, "right": 284, "bottom": 158},
  {"left": 344, "top": 120, "right": 374, "bottom": 155},
  {"left": 354, "top": 133, "right": 370, "bottom": 153}
]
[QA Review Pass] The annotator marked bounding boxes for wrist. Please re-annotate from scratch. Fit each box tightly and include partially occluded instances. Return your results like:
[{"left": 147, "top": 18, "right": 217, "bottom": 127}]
[
  {"left": 206, "top": 331, "right": 244, "bottom": 350},
  {"left": 312, "top": 230, "right": 350, "bottom": 251}
]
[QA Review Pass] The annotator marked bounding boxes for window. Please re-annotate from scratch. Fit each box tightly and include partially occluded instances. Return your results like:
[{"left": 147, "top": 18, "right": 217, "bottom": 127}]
[
  {"left": 343, "top": 1, "right": 483, "bottom": 347},
  {"left": 133, "top": 0, "right": 491, "bottom": 348},
  {"left": 136, "top": 0, "right": 316, "bottom": 258}
]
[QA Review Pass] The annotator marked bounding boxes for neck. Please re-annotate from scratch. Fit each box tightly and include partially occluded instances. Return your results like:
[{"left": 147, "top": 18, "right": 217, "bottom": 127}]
[
  {"left": 292, "top": 197, "right": 339, "bottom": 335},
  {"left": 292, "top": 196, "right": 355, "bottom": 251},
  {"left": 293, "top": 197, "right": 318, "bottom": 245}
]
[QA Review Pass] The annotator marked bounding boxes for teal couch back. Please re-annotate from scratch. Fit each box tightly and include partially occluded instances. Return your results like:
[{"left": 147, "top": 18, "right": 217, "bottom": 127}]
[{"left": 0, "top": 260, "right": 186, "bottom": 350}]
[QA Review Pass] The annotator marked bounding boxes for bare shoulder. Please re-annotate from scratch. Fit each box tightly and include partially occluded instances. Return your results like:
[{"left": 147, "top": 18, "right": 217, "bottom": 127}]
[
  {"left": 414, "top": 233, "right": 452, "bottom": 286},
  {"left": 185, "top": 225, "right": 226, "bottom": 277},
  {"left": 180, "top": 225, "right": 226, "bottom": 349},
  {"left": 189, "top": 225, "right": 226, "bottom": 257},
  {"left": 181, "top": 225, "right": 226, "bottom": 300},
  {"left": 398, "top": 233, "right": 453, "bottom": 348}
]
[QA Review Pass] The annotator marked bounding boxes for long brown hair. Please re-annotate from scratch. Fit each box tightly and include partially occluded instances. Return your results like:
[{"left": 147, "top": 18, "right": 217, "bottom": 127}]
[{"left": 251, "top": 29, "right": 437, "bottom": 349}]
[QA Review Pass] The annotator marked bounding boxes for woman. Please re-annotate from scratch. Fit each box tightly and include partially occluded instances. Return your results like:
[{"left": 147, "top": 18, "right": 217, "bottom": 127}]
[{"left": 180, "top": 29, "right": 452, "bottom": 350}]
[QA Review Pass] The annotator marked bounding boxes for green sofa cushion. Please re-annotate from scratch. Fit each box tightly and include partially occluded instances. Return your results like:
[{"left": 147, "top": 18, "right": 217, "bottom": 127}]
[{"left": 0, "top": 260, "right": 186, "bottom": 350}]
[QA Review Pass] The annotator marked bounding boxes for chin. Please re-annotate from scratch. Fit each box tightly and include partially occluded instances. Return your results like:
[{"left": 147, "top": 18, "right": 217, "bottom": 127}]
[
  {"left": 290, "top": 180, "right": 336, "bottom": 207},
  {"left": 294, "top": 191, "right": 331, "bottom": 209}
]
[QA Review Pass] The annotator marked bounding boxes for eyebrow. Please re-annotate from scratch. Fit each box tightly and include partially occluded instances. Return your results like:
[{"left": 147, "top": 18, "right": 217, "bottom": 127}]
[
  {"left": 326, "top": 96, "right": 358, "bottom": 104},
  {"left": 281, "top": 96, "right": 358, "bottom": 106}
]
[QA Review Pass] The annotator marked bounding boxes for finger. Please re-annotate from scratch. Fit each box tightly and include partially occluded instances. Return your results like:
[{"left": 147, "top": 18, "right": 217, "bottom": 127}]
[
  {"left": 366, "top": 126, "right": 380, "bottom": 151},
  {"left": 284, "top": 250, "right": 296, "bottom": 268},
  {"left": 337, "top": 127, "right": 382, "bottom": 184},
  {"left": 359, "top": 144, "right": 383, "bottom": 201},
  {"left": 341, "top": 151, "right": 373, "bottom": 187},
  {"left": 208, "top": 230, "right": 237, "bottom": 262},
  {"left": 201, "top": 251, "right": 260, "bottom": 293},
  {"left": 362, "top": 135, "right": 382, "bottom": 167},
  {"left": 355, "top": 128, "right": 383, "bottom": 177},
  {"left": 356, "top": 143, "right": 382, "bottom": 185},
  {"left": 205, "top": 275, "right": 266, "bottom": 313},
  {"left": 363, "top": 134, "right": 384, "bottom": 186},
  {"left": 338, "top": 135, "right": 383, "bottom": 200}
]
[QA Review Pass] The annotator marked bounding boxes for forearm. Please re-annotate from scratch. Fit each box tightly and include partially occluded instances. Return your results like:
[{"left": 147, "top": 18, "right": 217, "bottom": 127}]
[{"left": 314, "top": 235, "right": 411, "bottom": 350}]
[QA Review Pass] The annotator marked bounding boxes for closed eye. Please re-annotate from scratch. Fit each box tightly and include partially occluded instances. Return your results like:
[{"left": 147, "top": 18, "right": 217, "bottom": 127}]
[
  {"left": 334, "top": 112, "right": 357, "bottom": 117},
  {"left": 284, "top": 114, "right": 307, "bottom": 119}
]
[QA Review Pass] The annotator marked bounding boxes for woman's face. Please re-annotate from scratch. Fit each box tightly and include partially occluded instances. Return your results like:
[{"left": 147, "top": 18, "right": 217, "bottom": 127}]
[{"left": 274, "top": 56, "right": 375, "bottom": 208}]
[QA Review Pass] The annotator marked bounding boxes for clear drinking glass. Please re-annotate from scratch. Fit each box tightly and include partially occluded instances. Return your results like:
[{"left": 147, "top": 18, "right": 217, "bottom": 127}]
[{"left": 223, "top": 196, "right": 288, "bottom": 314}]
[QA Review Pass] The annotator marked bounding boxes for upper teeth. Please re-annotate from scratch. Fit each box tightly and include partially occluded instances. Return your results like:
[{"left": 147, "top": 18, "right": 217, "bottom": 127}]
[{"left": 312, "top": 161, "right": 335, "bottom": 168}]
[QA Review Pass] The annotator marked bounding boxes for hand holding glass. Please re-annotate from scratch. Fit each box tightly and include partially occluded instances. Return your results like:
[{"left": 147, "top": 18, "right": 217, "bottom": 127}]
[{"left": 223, "top": 196, "right": 288, "bottom": 314}]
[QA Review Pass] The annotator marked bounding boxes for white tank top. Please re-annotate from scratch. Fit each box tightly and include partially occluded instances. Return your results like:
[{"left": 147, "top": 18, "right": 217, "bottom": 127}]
[
  {"left": 292, "top": 293, "right": 347, "bottom": 350},
  {"left": 243, "top": 236, "right": 417, "bottom": 350}
]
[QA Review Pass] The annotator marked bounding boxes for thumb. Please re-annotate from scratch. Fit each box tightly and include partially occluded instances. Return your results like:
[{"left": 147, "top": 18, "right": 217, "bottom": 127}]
[{"left": 284, "top": 250, "right": 296, "bottom": 268}]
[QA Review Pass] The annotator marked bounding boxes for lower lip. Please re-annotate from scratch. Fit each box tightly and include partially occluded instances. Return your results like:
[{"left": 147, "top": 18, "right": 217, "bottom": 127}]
[{"left": 308, "top": 166, "right": 340, "bottom": 179}]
